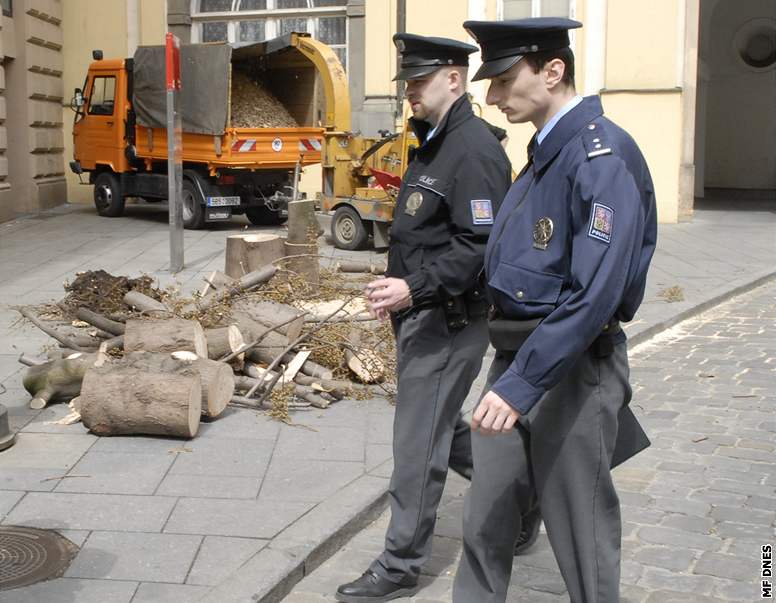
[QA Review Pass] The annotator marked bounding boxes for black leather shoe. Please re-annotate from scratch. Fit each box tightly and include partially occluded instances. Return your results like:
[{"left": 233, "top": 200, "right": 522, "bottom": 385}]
[
  {"left": 514, "top": 507, "right": 542, "bottom": 555},
  {"left": 335, "top": 570, "right": 419, "bottom": 602}
]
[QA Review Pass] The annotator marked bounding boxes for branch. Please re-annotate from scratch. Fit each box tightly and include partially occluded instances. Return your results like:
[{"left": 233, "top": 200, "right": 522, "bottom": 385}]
[{"left": 18, "top": 307, "right": 88, "bottom": 352}]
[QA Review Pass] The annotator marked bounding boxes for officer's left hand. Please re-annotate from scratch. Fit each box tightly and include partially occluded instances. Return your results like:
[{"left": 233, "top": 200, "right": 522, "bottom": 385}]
[
  {"left": 472, "top": 391, "right": 520, "bottom": 435},
  {"left": 365, "top": 277, "right": 412, "bottom": 314}
]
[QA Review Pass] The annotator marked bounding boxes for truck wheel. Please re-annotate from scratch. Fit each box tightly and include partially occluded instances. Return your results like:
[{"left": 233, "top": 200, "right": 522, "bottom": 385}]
[
  {"left": 182, "top": 177, "right": 206, "bottom": 229},
  {"left": 93, "top": 172, "right": 125, "bottom": 217},
  {"left": 245, "top": 205, "right": 286, "bottom": 226},
  {"left": 332, "top": 206, "right": 369, "bottom": 250}
]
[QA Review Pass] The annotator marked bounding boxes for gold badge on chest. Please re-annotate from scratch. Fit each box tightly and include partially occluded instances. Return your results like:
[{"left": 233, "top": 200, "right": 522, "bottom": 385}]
[
  {"left": 404, "top": 191, "right": 424, "bottom": 216},
  {"left": 532, "top": 217, "right": 554, "bottom": 250}
]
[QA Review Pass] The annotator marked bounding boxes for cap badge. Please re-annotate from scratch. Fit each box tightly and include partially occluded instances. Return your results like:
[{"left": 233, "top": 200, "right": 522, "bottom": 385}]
[
  {"left": 405, "top": 191, "right": 424, "bottom": 216},
  {"left": 532, "top": 217, "right": 554, "bottom": 250}
]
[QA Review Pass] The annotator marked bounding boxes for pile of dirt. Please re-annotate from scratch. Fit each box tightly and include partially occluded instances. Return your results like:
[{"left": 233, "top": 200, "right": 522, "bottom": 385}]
[
  {"left": 61, "top": 270, "right": 163, "bottom": 318},
  {"left": 230, "top": 71, "right": 298, "bottom": 129}
]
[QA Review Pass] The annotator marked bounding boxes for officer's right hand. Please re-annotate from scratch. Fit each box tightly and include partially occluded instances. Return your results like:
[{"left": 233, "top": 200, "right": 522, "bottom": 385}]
[{"left": 472, "top": 390, "right": 520, "bottom": 435}]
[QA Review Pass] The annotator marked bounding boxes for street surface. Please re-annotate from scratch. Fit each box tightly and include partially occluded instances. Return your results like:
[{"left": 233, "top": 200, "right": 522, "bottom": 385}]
[{"left": 286, "top": 281, "right": 776, "bottom": 602}]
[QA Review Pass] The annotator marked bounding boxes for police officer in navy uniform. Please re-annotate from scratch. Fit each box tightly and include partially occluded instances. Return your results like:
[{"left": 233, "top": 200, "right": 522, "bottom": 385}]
[
  {"left": 453, "top": 18, "right": 658, "bottom": 603},
  {"left": 335, "top": 33, "right": 512, "bottom": 603}
]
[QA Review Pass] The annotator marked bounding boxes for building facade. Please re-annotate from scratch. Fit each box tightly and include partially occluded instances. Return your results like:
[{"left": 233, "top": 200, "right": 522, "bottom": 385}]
[{"left": 0, "top": 0, "right": 773, "bottom": 224}]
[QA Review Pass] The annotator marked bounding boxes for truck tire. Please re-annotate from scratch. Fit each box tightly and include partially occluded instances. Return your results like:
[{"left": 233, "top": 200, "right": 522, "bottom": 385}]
[
  {"left": 182, "top": 176, "right": 206, "bottom": 229},
  {"left": 245, "top": 205, "right": 286, "bottom": 226},
  {"left": 332, "top": 205, "right": 369, "bottom": 251},
  {"left": 93, "top": 172, "right": 125, "bottom": 217}
]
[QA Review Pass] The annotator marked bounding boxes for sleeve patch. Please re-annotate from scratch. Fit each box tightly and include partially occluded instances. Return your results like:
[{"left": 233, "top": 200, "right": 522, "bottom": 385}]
[
  {"left": 588, "top": 202, "right": 614, "bottom": 243},
  {"left": 470, "top": 199, "right": 494, "bottom": 225}
]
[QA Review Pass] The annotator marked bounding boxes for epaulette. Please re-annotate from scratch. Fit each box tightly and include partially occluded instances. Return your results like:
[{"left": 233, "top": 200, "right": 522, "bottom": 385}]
[{"left": 582, "top": 122, "right": 613, "bottom": 159}]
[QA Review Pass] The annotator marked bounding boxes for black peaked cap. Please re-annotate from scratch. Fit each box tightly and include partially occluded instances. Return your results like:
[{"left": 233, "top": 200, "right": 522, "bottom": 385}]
[
  {"left": 393, "top": 33, "right": 477, "bottom": 81},
  {"left": 464, "top": 17, "right": 582, "bottom": 81}
]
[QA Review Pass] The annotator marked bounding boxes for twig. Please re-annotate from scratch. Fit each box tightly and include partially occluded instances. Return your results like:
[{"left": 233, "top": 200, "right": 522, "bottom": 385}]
[
  {"left": 40, "top": 474, "right": 91, "bottom": 483},
  {"left": 18, "top": 307, "right": 87, "bottom": 352}
]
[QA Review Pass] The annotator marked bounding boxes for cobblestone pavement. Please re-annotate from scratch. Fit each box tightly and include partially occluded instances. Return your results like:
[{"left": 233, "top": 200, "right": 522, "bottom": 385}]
[{"left": 285, "top": 281, "right": 776, "bottom": 602}]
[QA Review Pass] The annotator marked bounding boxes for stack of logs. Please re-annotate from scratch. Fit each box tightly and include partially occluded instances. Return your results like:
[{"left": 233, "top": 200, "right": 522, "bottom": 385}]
[{"left": 18, "top": 232, "right": 387, "bottom": 439}]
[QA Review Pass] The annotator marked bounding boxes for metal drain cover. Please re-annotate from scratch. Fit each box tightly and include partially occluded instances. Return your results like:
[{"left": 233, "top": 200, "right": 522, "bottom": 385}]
[{"left": 0, "top": 526, "right": 79, "bottom": 590}]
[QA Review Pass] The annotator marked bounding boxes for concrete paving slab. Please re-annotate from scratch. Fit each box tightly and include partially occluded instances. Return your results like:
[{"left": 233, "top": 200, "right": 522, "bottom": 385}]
[
  {"left": 65, "top": 531, "right": 202, "bottom": 582},
  {"left": 273, "top": 424, "right": 366, "bottom": 462},
  {"left": 168, "top": 436, "right": 275, "bottom": 478},
  {"left": 0, "top": 490, "right": 24, "bottom": 520},
  {"left": 186, "top": 535, "right": 268, "bottom": 586},
  {"left": 54, "top": 451, "right": 175, "bottom": 495},
  {"left": 0, "top": 578, "right": 137, "bottom": 603},
  {"left": 258, "top": 459, "right": 364, "bottom": 503},
  {"left": 0, "top": 432, "right": 95, "bottom": 471},
  {"left": 156, "top": 474, "right": 261, "bottom": 499},
  {"left": 132, "top": 582, "right": 211, "bottom": 602},
  {"left": 90, "top": 434, "right": 195, "bottom": 455},
  {"left": 195, "top": 407, "right": 281, "bottom": 440},
  {"left": 163, "top": 497, "right": 313, "bottom": 539},
  {"left": 3, "top": 492, "right": 177, "bottom": 532}
]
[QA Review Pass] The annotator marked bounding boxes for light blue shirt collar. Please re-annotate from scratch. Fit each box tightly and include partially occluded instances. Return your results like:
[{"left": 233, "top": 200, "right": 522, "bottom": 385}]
[
  {"left": 536, "top": 95, "right": 583, "bottom": 145},
  {"left": 425, "top": 125, "right": 438, "bottom": 142}
]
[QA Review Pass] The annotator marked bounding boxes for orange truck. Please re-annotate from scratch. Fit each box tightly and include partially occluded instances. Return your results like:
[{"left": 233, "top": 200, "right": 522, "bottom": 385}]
[{"left": 70, "top": 35, "right": 328, "bottom": 228}]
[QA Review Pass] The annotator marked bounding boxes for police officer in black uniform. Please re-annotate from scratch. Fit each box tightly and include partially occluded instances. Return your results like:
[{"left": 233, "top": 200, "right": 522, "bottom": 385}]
[
  {"left": 453, "top": 18, "right": 658, "bottom": 603},
  {"left": 335, "top": 33, "right": 512, "bottom": 603}
]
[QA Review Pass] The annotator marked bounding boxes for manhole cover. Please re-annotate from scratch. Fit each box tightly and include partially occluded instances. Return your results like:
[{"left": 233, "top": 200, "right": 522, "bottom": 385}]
[{"left": 0, "top": 526, "right": 79, "bottom": 590}]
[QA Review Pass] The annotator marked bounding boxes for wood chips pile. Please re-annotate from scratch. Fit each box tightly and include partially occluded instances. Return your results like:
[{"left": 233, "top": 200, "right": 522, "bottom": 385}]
[{"left": 230, "top": 71, "right": 298, "bottom": 129}]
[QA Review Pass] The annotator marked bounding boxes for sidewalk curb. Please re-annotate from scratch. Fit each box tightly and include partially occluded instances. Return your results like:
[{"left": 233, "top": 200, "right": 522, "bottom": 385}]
[
  {"left": 205, "top": 270, "right": 776, "bottom": 602},
  {"left": 627, "top": 269, "right": 776, "bottom": 347}
]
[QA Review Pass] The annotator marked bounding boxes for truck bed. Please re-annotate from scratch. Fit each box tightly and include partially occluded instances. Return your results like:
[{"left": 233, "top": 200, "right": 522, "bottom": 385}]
[{"left": 134, "top": 125, "right": 324, "bottom": 171}]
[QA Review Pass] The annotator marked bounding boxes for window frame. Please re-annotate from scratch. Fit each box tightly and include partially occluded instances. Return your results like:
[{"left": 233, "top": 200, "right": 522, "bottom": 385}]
[
  {"left": 87, "top": 75, "right": 117, "bottom": 117},
  {"left": 1, "top": 0, "right": 12, "bottom": 18}
]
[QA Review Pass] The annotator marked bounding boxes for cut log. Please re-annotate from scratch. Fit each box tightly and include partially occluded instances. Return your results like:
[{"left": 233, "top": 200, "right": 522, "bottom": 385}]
[
  {"left": 183, "top": 265, "right": 277, "bottom": 315},
  {"left": 335, "top": 260, "right": 387, "bottom": 274},
  {"left": 281, "top": 241, "right": 319, "bottom": 288},
  {"left": 200, "top": 270, "right": 237, "bottom": 297},
  {"left": 79, "top": 360, "right": 201, "bottom": 438},
  {"left": 75, "top": 308, "right": 126, "bottom": 335},
  {"left": 293, "top": 373, "right": 373, "bottom": 396},
  {"left": 225, "top": 234, "right": 286, "bottom": 279},
  {"left": 123, "top": 290, "right": 171, "bottom": 316},
  {"left": 231, "top": 300, "right": 305, "bottom": 342},
  {"left": 22, "top": 353, "right": 98, "bottom": 409},
  {"left": 124, "top": 318, "right": 207, "bottom": 357},
  {"left": 286, "top": 199, "right": 320, "bottom": 244},
  {"left": 345, "top": 346, "right": 386, "bottom": 383},
  {"left": 205, "top": 325, "right": 245, "bottom": 361}
]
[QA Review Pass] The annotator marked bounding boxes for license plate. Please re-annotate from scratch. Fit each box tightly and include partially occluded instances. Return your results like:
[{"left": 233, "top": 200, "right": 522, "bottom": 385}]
[
  {"left": 207, "top": 196, "right": 241, "bottom": 207},
  {"left": 206, "top": 209, "right": 232, "bottom": 221}
]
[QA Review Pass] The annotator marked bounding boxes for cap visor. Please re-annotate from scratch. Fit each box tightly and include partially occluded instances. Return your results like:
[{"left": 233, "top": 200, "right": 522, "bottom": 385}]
[
  {"left": 471, "top": 55, "right": 524, "bottom": 81},
  {"left": 393, "top": 65, "right": 442, "bottom": 81}
]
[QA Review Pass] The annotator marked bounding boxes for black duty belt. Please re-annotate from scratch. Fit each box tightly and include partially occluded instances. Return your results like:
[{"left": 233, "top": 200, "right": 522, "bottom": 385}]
[{"left": 487, "top": 315, "right": 621, "bottom": 354}]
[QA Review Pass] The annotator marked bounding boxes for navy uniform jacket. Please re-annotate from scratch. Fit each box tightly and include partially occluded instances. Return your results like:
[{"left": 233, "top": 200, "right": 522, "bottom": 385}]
[
  {"left": 387, "top": 95, "right": 512, "bottom": 306},
  {"left": 485, "top": 95, "right": 658, "bottom": 414}
]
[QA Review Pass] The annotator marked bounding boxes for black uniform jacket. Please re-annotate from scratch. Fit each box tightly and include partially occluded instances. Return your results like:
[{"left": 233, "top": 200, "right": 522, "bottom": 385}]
[
  {"left": 386, "top": 95, "right": 512, "bottom": 310},
  {"left": 484, "top": 95, "right": 658, "bottom": 414}
]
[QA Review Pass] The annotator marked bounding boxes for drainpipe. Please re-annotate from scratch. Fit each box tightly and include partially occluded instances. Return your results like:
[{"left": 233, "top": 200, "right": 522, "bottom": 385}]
[{"left": 396, "top": 0, "right": 406, "bottom": 117}]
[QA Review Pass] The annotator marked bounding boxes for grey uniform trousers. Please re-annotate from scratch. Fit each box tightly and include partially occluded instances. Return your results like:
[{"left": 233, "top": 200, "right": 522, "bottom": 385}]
[
  {"left": 454, "top": 341, "right": 632, "bottom": 603},
  {"left": 370, "top": 305, "right": 489, "bottom": 584}
]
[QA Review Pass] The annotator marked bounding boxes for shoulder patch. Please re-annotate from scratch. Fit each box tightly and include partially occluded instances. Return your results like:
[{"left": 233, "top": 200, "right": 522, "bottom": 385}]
[
  {"left": 582, "top": 123, "right": 612, "bottom": 159},
  {"left": 470, "top": 199, "right": 494, "bottom": 225},
  {"left": 588, "top": 203, "right": 614, "bottom": 243}
]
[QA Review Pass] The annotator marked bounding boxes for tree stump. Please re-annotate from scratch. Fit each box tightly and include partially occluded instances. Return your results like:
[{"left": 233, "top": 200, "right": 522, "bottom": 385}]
[
  {"left": 79, "top": 359, "right": 202, "bottom": 438},
  {"left": 225, "top": 234, "right": 286, "bottom": 279},
  {"left": 286, "top": 199, "right": 320, "bottom": 244},
  {"left": 124, "top": 318, "right": 207, "bottom": 357},
  {"left": 206, "top": 325, "right": 245, "bottom": 361}
]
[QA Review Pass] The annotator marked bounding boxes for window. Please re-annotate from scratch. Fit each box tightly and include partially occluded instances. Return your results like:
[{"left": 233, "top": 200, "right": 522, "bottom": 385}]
[
  {"left": 501, "top": 0, "right": 569, "bottom": 19},
  {"left": 193, "top": 0, "right": 349, "bottom": 69},
  {"left": 1, "top": 0, "right": 11, "bottom": 17},
  {"left": 87, "top": 76, "right": 116, "bottom": 116}
]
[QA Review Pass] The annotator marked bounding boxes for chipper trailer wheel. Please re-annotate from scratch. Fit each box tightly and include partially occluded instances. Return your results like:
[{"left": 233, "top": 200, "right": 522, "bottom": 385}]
[
  {"left": 93, "top": 171, "right": 125, "bottom": 218},
  {"left": 332, "top": 205, "right": 369, "bottom": 251}
]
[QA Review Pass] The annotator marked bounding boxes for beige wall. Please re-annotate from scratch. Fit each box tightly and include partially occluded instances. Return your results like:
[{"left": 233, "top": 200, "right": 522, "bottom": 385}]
[{"left": 62, "top": 0, "right": 166, "bottom": 204}]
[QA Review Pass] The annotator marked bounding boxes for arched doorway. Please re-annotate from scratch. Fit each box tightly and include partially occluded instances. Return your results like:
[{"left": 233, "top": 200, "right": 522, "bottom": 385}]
[{"left": 695, "top": 0, "right": 776, "bottom": 202}]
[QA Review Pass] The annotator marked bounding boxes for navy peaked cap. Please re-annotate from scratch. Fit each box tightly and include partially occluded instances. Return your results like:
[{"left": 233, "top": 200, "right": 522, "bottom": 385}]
[
  {"left": 393, "top": 33, "right": 477, "bottom": 81},
  {"left": 464, "top": 17, "right": 582, "bottom": 81}
]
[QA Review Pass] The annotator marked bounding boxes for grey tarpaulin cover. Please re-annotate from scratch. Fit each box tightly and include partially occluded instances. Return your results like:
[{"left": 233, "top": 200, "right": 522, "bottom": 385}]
[{"left": 133, "top": 44, "right": 232, "bottom": 136}]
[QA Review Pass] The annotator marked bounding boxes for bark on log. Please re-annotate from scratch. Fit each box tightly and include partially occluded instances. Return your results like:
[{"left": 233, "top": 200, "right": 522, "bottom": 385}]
[
  {"left": 286, "top": 199, "right": 320, "bottom": 244},
  {"left": 18, "top": 307, "right": 87, "bottom": 352},
  {"left": 76, "top": 308, "right": 126, "bottom": 335},
  {"left": 225, "top": 234, "right": 286, "bottom": 279},
  {"left": 123, "top": 290, "right": 171, "bottom": 316},
  {"left": 79, "top": 361, "right": 201, "bottom": 438},
  {"left": 124, "top": 318, "right": 207, "bottom": 357},
  {"left": 281, "top": 241, "right": 319, "bottom": 288},
  {"left": 335, "top": 260, "right": 387, "bottom": 275},
  {"left": 125, "top": 351, "right": 233, "bottom": 419},
  {"left": 205, "top": 325, "right": 245, "bottom": 361},
  {"left": 231, "top": 300, "right": 305, "bottom": 342},
  {"left": 22, "top": 353, "right": 98, "bottom": 409}
]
